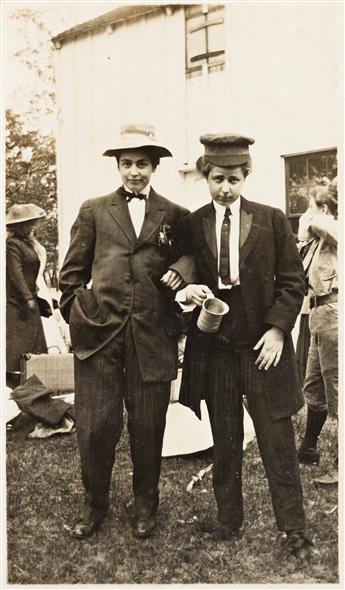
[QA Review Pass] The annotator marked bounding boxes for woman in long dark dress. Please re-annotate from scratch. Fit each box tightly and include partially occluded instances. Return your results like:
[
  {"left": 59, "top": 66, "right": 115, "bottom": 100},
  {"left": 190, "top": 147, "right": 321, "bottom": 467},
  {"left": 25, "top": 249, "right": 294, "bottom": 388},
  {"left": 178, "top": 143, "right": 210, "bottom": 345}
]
[{"left": 6, "top": 204, "right": 48, "bottom": 387}]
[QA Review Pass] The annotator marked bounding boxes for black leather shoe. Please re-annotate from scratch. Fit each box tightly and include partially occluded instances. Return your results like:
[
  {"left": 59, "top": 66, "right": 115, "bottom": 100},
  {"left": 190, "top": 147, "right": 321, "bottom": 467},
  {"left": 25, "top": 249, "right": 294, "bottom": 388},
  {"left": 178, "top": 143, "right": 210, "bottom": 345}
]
[
  {"left": 281, "top": 530, "right": 314, "bottom": 559},
  {"left": 134, "top": 514, "right": 156, "bottom": 538},
  {"left": 198, "top": 518, "right": 240, "bottom": 539},
  {"left": 69, "top": 513, "right": 105, "bottom": 539},
  {"left": 297, "top": 444, "right": 320, "bottom": 465},
  {"left": 217, "top": 523, "right": 240, "bottom": 540}
]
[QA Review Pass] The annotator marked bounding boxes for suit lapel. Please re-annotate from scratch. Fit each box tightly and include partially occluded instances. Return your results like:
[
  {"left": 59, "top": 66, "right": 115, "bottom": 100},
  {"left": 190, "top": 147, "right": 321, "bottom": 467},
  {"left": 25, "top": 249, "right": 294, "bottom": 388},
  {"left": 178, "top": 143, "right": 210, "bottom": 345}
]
[
  {"left": 200, "top": 203, "right": 218, "bottom": 283},
  {"left": 108, "top": 189, "right": 137, "bottom": 243},
  {"left": 239, "top": 196, "right": 262, "bottom": 264},
  {"left": 202, "top": 204, "right": 217, "bottom": 260},
  {"left": 135, "top": 188, "right": 165, "bottom": 249}
]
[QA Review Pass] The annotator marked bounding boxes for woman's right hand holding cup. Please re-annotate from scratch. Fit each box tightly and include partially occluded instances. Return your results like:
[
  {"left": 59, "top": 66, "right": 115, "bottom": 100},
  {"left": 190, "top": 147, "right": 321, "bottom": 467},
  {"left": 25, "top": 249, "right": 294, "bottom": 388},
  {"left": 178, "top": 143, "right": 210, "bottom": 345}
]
[{"left": 186, "top": 284, "right": 213, "bottom": 306}]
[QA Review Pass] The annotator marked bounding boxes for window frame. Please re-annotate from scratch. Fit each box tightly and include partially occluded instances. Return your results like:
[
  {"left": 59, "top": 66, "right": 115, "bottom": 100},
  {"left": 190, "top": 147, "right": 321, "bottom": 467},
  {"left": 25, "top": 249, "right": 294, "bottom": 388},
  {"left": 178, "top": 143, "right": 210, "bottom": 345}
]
[
  {"left": 282, "top": 147, "right": 337, "bottom": 234},
  {"left": 185, "top": 4, "right": 225, "bottom": 76}
]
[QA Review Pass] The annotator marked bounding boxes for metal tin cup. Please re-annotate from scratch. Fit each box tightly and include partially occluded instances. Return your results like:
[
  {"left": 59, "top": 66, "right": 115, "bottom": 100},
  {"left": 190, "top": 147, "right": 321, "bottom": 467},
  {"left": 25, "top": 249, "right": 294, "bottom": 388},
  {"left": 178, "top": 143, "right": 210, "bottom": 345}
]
[{"left": 197, "top": 296, "right": 229, "bottom": 333}]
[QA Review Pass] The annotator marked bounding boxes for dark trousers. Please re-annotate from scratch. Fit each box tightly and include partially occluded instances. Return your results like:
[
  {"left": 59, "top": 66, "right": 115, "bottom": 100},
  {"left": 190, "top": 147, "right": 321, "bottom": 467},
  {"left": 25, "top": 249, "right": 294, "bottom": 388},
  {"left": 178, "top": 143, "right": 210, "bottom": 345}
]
[
  {"left": 74, "top": 321, "right": 170, "bottom": 517},
  {"left": 205, "top": 350, "right": 244, "bottom": 528},
  {"left": 205, "top": 288, "right": 305, "bottom": 532}
]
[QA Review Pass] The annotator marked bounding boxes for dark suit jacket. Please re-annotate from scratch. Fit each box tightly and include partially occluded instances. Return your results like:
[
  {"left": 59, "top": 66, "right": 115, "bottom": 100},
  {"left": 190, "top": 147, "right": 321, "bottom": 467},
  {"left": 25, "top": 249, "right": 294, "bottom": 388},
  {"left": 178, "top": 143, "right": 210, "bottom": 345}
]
[
  {"left": 177, "top": 196, "right": 306, "bottom": 421},
  {"left": 6, "top": 236, "right": 47, "bottom": 371},
  {"left": 59, "top": 187, "right": 196, "bottom": 382},
  {"left": 6, "top": 236, "right": 40, "bottom": 305}
]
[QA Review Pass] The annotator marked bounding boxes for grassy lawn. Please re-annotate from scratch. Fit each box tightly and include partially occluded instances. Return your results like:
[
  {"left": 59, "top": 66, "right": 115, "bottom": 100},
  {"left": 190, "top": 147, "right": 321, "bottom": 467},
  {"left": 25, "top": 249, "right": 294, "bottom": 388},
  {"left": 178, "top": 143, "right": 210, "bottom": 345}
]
[{"left": 6, "top": 407, "right": 338, "bottom": 585}]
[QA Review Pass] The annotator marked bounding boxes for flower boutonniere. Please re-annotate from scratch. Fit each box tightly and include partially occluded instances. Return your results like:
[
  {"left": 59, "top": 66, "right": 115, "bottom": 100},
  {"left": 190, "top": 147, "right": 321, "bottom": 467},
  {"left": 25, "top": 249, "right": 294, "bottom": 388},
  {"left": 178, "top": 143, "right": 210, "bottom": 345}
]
[{"left": 157, "top": 224, "right": 174, "bottom": 248}]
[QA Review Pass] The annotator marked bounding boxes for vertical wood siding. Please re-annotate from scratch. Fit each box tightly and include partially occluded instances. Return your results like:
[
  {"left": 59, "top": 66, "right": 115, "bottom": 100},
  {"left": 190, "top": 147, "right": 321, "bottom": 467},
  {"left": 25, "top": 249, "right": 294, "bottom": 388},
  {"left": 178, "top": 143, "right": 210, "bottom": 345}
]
[{"left": 56, "top": 4, "right": 341, "bottom": 260}]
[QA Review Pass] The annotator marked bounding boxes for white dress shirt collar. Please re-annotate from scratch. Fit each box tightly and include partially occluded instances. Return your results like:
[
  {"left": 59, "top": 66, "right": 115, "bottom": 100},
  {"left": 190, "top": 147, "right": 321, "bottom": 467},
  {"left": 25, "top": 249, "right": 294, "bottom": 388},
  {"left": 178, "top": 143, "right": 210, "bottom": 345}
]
[
  {"left": 123, "top": 184, "right": 150, "bottom": 237},
  {"left": 212, "top": 195, "right": 241, "bottom": 217}
]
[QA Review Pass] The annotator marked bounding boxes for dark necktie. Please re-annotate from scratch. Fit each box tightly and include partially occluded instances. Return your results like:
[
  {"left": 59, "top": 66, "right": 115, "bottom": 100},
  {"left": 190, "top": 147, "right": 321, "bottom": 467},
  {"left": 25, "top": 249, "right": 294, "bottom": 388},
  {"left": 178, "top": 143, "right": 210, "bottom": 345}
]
[{"left": 219, "top": 206, "right": 231, "bottom": 285}]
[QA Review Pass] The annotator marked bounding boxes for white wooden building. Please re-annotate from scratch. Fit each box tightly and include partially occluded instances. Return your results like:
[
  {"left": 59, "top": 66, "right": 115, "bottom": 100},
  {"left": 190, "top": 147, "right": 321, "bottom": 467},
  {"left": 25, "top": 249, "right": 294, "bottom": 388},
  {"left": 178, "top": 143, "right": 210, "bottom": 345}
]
[{"left": 53, "top": 2, "right": 342, "bottom": 260}]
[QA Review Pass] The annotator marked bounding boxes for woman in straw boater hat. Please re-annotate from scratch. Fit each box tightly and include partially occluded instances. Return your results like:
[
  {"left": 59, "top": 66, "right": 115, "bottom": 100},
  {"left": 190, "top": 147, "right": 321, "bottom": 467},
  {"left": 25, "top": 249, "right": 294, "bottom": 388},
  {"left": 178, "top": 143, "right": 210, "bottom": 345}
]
[
  {"left": 6, "top": 204, "right": 48, "bottom": 387},
  {"left": 59, "top": 124, "right": 196, "bottom": 539}
]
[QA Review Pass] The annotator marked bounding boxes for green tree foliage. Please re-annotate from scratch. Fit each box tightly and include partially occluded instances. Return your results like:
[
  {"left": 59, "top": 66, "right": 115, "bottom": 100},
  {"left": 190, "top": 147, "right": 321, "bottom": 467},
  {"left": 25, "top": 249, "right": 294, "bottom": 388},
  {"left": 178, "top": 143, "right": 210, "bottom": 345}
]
[{"left": 6, "top": 109, "right": 58, "bottom": 287}]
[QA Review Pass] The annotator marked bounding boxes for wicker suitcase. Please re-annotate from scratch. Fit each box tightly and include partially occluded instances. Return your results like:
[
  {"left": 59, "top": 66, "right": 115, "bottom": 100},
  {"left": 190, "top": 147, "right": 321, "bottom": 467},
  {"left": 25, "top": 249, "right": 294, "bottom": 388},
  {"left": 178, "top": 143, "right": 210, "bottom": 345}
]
[{"left": 20, "top": 353, "right": 74, "bottom": 393}]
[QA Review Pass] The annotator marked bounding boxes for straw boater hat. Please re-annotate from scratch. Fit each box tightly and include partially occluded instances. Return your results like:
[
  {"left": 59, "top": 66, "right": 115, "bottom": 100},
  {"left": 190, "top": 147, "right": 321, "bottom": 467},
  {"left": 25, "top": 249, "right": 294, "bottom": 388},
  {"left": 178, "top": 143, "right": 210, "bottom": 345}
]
[
  {"left": 102, "top": 124, "right": 172, "bottom": 158},
  {"left": 6, "top": 204, "right": 46, "bottom": 226},
  {"left": 196, "top": 133, "right": 255, "bottom": 171}
]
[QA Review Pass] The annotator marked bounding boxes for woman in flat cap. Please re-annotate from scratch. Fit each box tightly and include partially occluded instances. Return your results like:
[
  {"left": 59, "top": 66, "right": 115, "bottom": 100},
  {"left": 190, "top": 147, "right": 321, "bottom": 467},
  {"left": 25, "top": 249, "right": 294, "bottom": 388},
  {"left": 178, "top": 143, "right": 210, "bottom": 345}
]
[
  {"left": 163, "top": 133, "right": 314, "bottom": 559},
  {"left": 6, "top": 203, "right": 48, "bottom": 387}
]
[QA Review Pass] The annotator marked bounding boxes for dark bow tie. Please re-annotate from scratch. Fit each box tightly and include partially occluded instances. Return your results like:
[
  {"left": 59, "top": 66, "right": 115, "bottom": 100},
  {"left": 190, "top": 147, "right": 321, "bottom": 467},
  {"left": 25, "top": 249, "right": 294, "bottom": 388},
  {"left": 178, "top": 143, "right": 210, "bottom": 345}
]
[{"left": 124, "top": 191, "right": 147, "bottom": 202}]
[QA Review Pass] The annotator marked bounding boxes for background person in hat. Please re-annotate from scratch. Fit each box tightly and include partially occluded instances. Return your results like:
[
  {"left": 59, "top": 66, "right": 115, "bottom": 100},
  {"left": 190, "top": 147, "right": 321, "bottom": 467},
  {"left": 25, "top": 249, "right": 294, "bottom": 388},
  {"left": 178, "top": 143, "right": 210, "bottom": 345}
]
[
  {"left": 297, "top": 182, "right": 338, "bottom": 486},
  {"left": 6, "top": 204, "right": 48, "bottom": 388},
  {"left": 163, "top": 133, "right": 314, "bottom": 559},
  {"left": 59, "top": 124, "right": 196, "bottom": 539}
]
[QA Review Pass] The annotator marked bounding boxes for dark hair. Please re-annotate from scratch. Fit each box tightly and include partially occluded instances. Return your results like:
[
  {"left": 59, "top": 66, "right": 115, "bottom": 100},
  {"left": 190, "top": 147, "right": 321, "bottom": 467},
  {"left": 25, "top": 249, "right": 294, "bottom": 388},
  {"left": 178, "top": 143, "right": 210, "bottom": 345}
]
[
  {"left": 7, "top": 219, "right": 38, "bottom": 231},
  {"left": 7, "top": 219, "right": 39, "bottom": 238},
  {"left": 197, "top": 157, "right": 252, "bottom": 179},
  {"left": 310, "top": 184, "right": 338, "bottom": 217},
  {"left": 116, "top": 148, "right": 160, "bottom": 169}
]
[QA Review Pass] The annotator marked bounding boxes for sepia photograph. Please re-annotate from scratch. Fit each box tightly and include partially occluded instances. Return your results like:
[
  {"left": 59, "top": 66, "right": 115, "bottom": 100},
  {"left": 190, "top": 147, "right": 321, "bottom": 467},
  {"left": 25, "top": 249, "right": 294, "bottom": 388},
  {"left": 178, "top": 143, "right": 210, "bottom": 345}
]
[{"left": 2, "top": 0, "right": 343, "bottom": 586}]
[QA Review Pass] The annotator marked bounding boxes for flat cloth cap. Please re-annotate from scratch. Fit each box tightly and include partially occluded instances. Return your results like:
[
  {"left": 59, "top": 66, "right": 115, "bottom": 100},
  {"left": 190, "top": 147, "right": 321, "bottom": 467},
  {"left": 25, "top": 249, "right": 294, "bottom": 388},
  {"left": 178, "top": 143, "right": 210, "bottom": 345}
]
[{"left": 199, "top": 133, "right": 255, "bottom": 167}]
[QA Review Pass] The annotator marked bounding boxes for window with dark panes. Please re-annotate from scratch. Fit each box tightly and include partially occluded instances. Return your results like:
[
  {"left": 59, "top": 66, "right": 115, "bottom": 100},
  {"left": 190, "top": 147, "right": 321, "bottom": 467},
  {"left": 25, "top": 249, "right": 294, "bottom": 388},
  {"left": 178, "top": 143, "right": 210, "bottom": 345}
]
[
  {"left": 185, "top": 4, "right": 225, "bottom": 75},
  {"left": 283, "top": 149, "right": 337, "bottom": 235}
]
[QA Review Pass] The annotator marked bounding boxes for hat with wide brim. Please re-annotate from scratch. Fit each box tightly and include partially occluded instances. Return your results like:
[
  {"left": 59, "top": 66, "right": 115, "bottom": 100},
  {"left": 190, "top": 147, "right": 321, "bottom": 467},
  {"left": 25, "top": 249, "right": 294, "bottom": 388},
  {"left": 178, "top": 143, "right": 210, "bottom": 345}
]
[
  {"left": 196, "top": 133, "right": 255, "bottom": 171},
  {"left": 6, "top": 204, "right": 46, "bottom": 225},
  {"left": 103, "top": 124, "right": 172, "bottom": 158}
]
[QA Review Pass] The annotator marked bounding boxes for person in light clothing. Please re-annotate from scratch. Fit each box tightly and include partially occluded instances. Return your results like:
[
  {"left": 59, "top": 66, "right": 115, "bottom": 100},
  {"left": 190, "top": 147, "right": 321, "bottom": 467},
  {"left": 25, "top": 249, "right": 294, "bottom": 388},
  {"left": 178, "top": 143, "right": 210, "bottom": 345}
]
[{"left": 297, "top": 183, "right": 338, "bottom": 485}]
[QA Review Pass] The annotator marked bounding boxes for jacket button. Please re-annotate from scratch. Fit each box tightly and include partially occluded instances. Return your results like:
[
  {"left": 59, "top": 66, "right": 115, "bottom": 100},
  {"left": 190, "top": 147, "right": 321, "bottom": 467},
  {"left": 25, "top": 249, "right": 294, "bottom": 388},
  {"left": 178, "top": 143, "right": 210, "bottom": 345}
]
[{"left": 125, "top": 274, "right": 132, "bottom": 283}]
